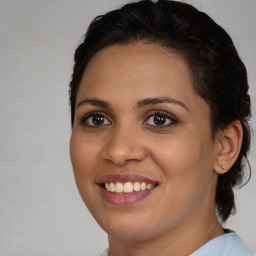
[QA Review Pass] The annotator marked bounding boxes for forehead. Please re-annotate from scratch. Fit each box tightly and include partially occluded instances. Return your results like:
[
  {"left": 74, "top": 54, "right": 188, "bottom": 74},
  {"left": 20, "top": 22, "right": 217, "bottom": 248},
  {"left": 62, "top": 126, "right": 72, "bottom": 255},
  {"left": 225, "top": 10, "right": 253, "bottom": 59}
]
[
  {"left": 76, "top": 42, "right": 212, "bottom": 134},
  {"left": 77, "top": 43, "right": 196, "bottom": 103}
]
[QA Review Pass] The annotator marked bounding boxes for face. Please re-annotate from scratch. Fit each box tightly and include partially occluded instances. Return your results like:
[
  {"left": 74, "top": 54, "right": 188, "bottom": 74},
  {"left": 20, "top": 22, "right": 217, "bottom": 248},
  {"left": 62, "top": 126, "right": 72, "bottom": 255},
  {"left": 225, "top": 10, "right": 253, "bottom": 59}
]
[{"left": 70, "top": 43, "right": 219, "bottom": 240}]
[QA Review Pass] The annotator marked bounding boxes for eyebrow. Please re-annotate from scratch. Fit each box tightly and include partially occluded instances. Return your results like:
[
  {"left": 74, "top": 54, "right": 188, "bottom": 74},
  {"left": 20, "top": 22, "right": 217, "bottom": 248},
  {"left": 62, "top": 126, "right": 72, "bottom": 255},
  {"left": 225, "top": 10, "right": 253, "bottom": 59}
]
[
  {"left": 136, "top": 97, "right": 188, "bottom": 111},
  {"left": 76, "top": 96, "right": 188, "bottom": 111},
  {"left": 76, "top": 98, "right": 111, "bottom": 109}
]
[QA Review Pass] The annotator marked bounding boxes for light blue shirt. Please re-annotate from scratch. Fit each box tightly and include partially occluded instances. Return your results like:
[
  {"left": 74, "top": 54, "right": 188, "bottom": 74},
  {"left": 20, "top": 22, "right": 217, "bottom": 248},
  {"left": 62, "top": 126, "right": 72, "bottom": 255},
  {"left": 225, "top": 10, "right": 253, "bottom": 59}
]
[{"left": 100, "top": 232, "right": 255, "bottom": 256}]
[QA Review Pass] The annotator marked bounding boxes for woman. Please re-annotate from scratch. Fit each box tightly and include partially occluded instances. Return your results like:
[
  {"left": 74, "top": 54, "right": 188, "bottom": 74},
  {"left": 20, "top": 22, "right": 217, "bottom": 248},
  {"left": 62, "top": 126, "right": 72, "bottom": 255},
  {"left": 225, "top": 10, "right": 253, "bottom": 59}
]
[{"left": 69, "top": 0, "right": 255, "bottom": 255}]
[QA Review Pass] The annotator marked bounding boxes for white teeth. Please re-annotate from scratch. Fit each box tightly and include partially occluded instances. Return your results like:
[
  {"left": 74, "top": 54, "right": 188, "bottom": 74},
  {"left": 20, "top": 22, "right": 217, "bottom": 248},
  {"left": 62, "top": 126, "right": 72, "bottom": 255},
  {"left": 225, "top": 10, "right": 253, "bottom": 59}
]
[
  {"left": 105, "top": 183, "right": 110, "bottom": 191},
  {"left": 115, "top": 182, "right": 124, "bottom": 193},
  {"left": 133, "top": 182, "right": 140, "bottom": 191},
  {"left": 110, "top": 182, "right": 115, "bottom": 192},
  {"left": 105, "top": 181, "right": 155, "bottom": 193},
  {"left": 140, "top": 182, "right": 146, "bottom": 190},
  {"left": 146, "top": 183, "right": 153, "bottom": 189},
  {"left": 124, "top": 182, "right": 133, "bottom": 193}
]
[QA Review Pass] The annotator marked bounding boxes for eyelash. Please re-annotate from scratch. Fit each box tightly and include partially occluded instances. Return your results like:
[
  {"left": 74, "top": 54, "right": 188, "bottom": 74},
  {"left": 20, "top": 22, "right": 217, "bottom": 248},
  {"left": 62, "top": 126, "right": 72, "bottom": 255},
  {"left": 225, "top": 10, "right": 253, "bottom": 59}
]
[
  {"left": 79, "top": 111, "right": 178, "bottom": 128},
  {"left": 79, "top": 112, "right": 111, "bottom": 127},
  {"left": 144, "top": 111, "right": 178, "bottom": 127}
]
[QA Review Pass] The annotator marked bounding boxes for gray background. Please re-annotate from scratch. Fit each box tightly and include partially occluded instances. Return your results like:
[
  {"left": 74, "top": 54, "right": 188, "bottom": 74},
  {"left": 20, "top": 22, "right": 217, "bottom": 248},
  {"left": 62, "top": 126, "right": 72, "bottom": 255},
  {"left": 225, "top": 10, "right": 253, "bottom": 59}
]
[{"left": 0, "top": 0, "right": 255, "bottom": 255}]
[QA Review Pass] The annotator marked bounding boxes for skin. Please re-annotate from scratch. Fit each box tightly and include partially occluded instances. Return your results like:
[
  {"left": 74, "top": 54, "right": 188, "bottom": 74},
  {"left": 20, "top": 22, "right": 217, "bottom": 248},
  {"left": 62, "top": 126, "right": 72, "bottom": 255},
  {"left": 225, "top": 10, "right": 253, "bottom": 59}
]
[{"left": 70, "top": 42, "right": 242, "bottom": 256}]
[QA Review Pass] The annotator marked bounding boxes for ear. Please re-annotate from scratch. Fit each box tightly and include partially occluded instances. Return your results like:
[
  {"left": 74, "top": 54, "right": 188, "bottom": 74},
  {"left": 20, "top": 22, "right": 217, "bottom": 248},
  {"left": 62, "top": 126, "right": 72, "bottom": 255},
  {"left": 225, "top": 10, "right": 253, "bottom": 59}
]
[{"left": 213, "top": 120, "right": 243, "bottom": 175}]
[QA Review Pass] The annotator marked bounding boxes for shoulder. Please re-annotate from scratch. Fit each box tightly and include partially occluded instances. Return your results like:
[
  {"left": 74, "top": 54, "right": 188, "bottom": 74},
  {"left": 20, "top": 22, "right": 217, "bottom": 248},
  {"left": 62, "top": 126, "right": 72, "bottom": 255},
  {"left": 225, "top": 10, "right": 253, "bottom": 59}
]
[
  {"left": 100, "top": 248, "right": 108, "bottom": 256},
  {"left": 100, "top": 233, "right": 255, "bottom": 256},
  {"left": 190, "top": 232, "right": 255, "bottom": 256}
]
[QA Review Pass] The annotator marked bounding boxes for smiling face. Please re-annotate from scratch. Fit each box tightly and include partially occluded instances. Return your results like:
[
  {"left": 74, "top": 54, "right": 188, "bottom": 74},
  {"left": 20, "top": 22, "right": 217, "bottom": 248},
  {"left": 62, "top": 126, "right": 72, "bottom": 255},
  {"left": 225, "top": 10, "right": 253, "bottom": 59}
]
[{"left": 70, "top": 43, "right": 220, "bottom": 242}]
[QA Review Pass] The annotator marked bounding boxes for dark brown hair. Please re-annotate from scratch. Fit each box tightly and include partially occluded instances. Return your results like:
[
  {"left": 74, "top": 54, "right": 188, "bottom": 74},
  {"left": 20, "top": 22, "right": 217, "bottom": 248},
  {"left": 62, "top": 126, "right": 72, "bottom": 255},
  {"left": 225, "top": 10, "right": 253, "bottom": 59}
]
[{"left": 69, "top": 0, "right": 251, "bottom": 221}]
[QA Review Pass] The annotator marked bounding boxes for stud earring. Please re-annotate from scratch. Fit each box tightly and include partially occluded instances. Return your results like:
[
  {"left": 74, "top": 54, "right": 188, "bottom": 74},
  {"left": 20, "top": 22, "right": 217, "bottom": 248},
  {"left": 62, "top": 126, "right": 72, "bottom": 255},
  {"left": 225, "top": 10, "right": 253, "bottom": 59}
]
[{"left": 221, "top": 165, "right": 225, "bottom": 174}]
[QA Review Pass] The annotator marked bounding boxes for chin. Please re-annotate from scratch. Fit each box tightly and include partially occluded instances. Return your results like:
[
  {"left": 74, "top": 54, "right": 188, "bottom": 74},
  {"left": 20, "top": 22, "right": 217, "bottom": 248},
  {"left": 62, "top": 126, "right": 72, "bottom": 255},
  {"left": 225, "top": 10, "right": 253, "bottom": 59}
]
[
  {"left": 96, "top": 212, "right": 156, "bottom": 240},
  {"left": 104, "top": 225, "right": 154, "bottom": 241}
]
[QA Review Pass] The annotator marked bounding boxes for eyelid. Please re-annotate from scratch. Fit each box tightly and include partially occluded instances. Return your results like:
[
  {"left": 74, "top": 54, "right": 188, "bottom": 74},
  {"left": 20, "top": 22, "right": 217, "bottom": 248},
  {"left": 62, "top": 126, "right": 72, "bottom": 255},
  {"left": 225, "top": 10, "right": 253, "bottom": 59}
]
[
  {"left": 143, "top": 111, "right": 178, "bottom": 126},
  {"left": 79, "top": 111, "right": 112, "bottom": 126},
  {"left": 78, "top": 110, "right": 178, "bottom": 127}
]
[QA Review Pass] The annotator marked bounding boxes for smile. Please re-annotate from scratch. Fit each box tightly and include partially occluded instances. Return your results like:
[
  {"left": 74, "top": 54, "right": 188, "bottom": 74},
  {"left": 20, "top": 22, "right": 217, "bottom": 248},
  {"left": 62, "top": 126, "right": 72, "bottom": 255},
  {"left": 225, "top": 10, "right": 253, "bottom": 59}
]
[
  {"left": 105, "top": 181, "right": 155, "bottom": 193},
  {"left": 97, "top": 174, "right": 159, "bottom": 205}
]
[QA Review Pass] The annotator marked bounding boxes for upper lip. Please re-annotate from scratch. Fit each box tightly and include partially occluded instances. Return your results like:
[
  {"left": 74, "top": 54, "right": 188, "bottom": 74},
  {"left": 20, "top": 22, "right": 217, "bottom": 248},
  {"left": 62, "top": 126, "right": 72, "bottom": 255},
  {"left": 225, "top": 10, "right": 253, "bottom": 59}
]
[{"left": 96, "top": 173, "right": 159, "bottom": 184}]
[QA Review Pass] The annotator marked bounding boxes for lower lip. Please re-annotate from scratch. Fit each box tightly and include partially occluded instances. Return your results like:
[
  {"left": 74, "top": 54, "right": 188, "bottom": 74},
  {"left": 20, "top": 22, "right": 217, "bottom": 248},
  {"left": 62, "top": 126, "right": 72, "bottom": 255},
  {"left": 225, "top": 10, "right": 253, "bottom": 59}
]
[{"left": 98, "top": 185, "right": 156, "bottom": 205}]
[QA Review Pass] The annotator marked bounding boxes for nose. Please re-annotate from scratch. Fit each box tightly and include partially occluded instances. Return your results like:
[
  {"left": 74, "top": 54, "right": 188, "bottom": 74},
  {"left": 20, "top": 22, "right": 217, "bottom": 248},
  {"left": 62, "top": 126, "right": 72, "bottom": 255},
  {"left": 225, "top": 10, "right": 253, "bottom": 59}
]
[{"left": 102, "top": 125, "right": 147, "bottom": 166}]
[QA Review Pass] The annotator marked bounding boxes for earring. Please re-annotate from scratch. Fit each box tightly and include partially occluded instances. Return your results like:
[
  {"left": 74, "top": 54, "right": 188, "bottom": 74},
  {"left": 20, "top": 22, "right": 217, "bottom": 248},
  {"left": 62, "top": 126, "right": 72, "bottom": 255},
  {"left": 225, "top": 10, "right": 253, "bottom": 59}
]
[{"left": 221, "top": 165, "right": 225, "bottom": 174}]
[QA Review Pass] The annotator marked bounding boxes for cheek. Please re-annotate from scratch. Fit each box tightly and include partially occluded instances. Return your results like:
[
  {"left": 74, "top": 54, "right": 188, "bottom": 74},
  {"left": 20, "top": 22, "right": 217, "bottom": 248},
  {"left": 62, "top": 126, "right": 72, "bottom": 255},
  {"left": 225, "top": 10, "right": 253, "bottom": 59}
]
[
  {"left": 69, "top": 132, "right": 101, "bottom": 201},
  {"left": 151, "top": 132, "right": 215, "bottom": 200},
  {"left": 151, "top": 134, "right": 206, "bottom": 175},
  {"left": 146, "top": 135, "right": 215, "bottom": 226},
  {"left": 70, "top": 132, "right": 99, "bottom": 174}
]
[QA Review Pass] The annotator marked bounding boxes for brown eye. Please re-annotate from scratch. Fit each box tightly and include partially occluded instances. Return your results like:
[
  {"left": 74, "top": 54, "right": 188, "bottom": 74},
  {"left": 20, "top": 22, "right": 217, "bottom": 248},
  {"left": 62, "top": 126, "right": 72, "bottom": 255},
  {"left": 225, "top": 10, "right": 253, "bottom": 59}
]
[
  {"left": 145, "top": 112, "right": 177, "bottom": 126},
  {"left": 91, "top": 115, "right": 105, "bottom": 125},
  {"left": 81, "top": 113, "right": 111, "bottom": 126},
  {"left": 153, "top": 115, "right": 167, "bottom": 125}
]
